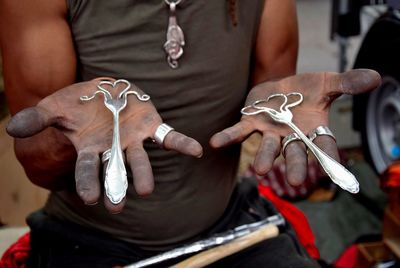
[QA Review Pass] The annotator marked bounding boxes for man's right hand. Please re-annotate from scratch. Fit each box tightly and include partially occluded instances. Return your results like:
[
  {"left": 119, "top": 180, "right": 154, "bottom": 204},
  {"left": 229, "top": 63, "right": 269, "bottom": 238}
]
[{"left": 6, "top": 79, "right": 203, "bottom": 213}]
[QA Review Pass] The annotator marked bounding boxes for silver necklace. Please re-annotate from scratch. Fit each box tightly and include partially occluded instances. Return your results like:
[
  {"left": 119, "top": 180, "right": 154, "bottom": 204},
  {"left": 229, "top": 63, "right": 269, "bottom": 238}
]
[{"left": 163, "top": 0, "right": 185, "bottom": 69}]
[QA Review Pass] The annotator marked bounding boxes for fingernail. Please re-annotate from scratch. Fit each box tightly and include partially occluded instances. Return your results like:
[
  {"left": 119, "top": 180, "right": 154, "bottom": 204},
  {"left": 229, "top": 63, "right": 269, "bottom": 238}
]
[
  {"left": 85, "top": 201, "right": 98, "bottom": 206},
  {"left": 110, "top": 210, "right": 122, "bottom": 215}
]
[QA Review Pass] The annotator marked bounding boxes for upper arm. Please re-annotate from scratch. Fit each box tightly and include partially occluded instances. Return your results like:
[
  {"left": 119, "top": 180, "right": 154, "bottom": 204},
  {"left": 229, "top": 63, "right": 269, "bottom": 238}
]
[
  {"left": 252, "top": 0, "right": 298, "bottom": 85},
  {"left": 0, "top": 0, "right": 77, "bottom": 114}
]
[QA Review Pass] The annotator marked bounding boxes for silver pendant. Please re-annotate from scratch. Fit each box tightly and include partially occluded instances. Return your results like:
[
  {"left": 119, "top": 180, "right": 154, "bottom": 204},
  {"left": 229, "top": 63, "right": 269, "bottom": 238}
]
[{"left": 164, "top": 0, "right": 185, "bottom": 69}]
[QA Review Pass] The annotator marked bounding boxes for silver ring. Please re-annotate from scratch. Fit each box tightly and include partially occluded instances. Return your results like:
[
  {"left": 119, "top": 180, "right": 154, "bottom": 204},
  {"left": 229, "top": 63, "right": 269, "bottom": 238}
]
[
  {"left": 281, "top": 133, "right": 302, "bottom": 156},
  {"left": 165, "top": 0, "right": 183, "bottom": 5},
  {"left": 308, "top": 126, "right": 336, "bottom": 142},
  {"left": 102, "top": 149, "right": 111, "bottom": 164},
  {"left": 154, "top": 123, "right": 174, "bottom": 147}
]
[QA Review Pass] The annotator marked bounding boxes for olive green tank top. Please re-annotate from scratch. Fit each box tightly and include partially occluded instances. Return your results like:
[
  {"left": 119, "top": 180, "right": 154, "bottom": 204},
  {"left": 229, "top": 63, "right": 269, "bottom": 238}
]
[{"left": 45, "top": 0, "right": 264, "bottom": 249}]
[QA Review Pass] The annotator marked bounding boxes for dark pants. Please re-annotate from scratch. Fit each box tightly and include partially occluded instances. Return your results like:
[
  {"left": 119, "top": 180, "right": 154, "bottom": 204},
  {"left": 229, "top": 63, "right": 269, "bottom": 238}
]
[{"left": 26, "top": 179, "right": 320, "bottom": 268}]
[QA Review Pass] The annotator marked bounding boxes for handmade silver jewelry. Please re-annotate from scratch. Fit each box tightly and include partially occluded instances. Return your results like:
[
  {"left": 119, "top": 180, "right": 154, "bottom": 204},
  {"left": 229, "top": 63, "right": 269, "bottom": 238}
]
[
  {"left": 80, "top": 79, "right": 150, "bottom": 204},
  {"left": 241, "top": 92, "right": 360, "bottom": 194},
  {"left": 154, "top": 123, "right": 174, "bottom": 147},
  {"left": 281, "top": 132, "right": 302, "bottom": 156},
  {"left": 102, "top": 148, "right": 111, "bottom": 164},
  {"left": 308, "top": 126, "right": 336, "bottom": 142},
  {"left": 164, "top": 0, "right": 185, "bottom": 69}
]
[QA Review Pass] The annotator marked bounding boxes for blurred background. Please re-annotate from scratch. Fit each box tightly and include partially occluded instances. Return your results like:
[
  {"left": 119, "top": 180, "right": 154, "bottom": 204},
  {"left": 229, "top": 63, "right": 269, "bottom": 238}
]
[{"left": 0, "top": 0, "right": 399, "bottom": 267}]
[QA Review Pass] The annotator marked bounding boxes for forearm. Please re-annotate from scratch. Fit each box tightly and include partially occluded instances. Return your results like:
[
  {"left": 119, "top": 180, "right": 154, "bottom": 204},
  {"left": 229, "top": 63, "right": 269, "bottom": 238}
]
[
  {"left": 1, "top": 0, "right": 78, "bottom": 189},
  {"left": 0, "top": 0, "right": 76, "bottom": 114},
  {"left": 252, "top": 0, "right": 298, "bottom": 85}
]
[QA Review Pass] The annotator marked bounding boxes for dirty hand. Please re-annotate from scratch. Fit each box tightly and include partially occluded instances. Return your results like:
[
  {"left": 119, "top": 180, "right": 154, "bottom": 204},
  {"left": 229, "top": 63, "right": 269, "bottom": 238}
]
[
  {"left": 7, "top": 78, "right": 203, "bottom": 213},
  {"left": 210, "top": 69, "right": 381, "bottom": 186}
]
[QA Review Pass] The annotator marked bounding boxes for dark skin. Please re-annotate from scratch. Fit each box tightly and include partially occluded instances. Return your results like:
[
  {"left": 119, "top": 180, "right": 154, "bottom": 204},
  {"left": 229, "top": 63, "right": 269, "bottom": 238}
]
[
  {"left": 0, "top": 0, "right": 299, "bottom": 214},
  {"left": 6, "top": 79, "right": 203, "bottom": 212},
  {"left": 1, "top": 0, "right": 381, "bottom": 214},
  {"left": 7, "top": 70, "right": 381, "bottom": 211},
  {"left": 210, "top": 70, "right": 381, "bottom": 185}
]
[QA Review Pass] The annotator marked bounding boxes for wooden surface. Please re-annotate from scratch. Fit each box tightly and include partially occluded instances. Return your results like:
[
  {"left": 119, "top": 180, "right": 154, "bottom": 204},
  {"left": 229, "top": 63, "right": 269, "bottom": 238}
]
[
  {"left": 356, "top": 241, "right": 392, "bottom": 268},
  {"left": 171, "top": 224, "right": 279, "bottom": 268},
  {"left": 383, "top": 208, "right": 400, "bottom": 260},
  {"left": 0, "top": 116, "right": 48, "bottom": 226}
]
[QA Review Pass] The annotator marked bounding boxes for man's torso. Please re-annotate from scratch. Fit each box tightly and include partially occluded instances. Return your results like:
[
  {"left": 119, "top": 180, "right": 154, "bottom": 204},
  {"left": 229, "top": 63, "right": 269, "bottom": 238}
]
[{"left": 45, "top": 0, "right": 264, "bottom": 249}]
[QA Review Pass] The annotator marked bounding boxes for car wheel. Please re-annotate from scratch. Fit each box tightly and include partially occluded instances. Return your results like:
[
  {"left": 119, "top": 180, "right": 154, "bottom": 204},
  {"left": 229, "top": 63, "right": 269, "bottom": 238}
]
[{"left": 362, "top": 75, "right": 400, "bottom": 174}]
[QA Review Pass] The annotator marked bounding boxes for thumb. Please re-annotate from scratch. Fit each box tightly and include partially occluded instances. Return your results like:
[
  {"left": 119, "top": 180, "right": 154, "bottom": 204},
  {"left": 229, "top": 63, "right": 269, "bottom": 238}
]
[
  {"left": 334, "top": 69, "right": 381, "bottom": 95},
  {"left": 7, "top": 106, "right": 55, "bottom": 138}
]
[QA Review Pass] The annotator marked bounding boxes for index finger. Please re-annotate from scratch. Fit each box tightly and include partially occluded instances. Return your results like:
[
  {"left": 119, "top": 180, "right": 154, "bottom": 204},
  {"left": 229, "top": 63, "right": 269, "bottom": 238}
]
[{"left": 209, "top": 120, "right": 254, "bottom": 148}]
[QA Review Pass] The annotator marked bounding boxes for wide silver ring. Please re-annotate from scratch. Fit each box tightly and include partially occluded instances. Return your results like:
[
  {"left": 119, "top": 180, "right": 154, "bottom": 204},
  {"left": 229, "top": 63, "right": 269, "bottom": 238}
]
[
  {"left": 154, "top": 123, "right": 174, "bottom": 147},
  {"left": 282, "top": 133, "right": 302, "bottom": 156},
  {"left": 308, "top": 126, "right": 336, "bottom": 142},
  {"left": 102, "top": 149, "right": 111, "bottom": 164}
]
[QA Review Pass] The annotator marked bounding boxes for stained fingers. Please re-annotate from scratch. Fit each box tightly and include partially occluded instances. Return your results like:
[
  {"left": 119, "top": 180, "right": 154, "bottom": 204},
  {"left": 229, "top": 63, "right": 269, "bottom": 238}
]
[
  {"left": 75, "top": 150, "right": 101, "bottom": 205},
  {"left": 253, "top": 133, "right": 281, "bottom": 175},
  {"left": 126, "top": 145, "right": 154, "bottom": 196},
  {"left": 7, "top": 106, "right": 56, "bottom": 138},
  {"left": 283, "top": 140, "right": 308, "bottom": 186},
  {"left": 282, "top": 129, "right": 339, "bottom": 186},
  {"left": 328, "top": 69, "right": 381, "bottom": 97},
  {"left": 209, "top": 121, "right": 254, "bottom": 148},
  {"left": 162, "top": 130, "right": 203, "bottom": 158},
  {"left": 311, "top": 134, "right": 340, "bottom": 180}
]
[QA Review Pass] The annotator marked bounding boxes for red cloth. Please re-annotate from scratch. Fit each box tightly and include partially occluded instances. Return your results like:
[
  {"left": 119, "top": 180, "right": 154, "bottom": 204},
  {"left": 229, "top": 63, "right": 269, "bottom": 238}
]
[
  {"left": 0, "top": 232, "right": 30, "bottom": 268},
  {"left": 383, "top": 163, "right": 400, "bottom": 188},
  {"left": 243, "top": 162, "right": 321, "bottom": 201},
  {"left": 333, "top": 244, "right": 358, "bottom": 268},
  {"left": 258, "top": 183, "right": 320, "bottom": 259}
]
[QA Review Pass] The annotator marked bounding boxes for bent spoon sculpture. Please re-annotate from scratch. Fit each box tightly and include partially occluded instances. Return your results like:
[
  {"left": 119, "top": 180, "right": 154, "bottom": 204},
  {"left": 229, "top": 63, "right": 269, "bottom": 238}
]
[
  {"left": 80, "top": 79, "right": 150, "bottom": 204},
  {"left": 241, "top": 93, "right": 359, "bottom": 194}
]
